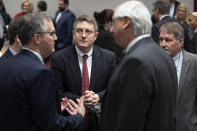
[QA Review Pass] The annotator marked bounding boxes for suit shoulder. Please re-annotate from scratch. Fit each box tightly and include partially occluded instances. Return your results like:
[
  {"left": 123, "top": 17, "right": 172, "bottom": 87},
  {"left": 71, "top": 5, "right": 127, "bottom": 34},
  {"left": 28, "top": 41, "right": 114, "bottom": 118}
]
[
  {"left": 52, "top": 45, "right": 73, "bottom": 58},
  {"left": 94, "top": 45, "right": 115, "bottom": 57}
]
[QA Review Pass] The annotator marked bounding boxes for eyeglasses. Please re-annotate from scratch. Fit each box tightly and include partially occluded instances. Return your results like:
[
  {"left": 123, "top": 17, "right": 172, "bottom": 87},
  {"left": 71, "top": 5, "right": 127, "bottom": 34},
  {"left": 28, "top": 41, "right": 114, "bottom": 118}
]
[
  {"left": 34, "top": 31, "right": 56, "bottom": 36},
  {"left": 75, "top": 28, "right": 94, "bottom": 35}
]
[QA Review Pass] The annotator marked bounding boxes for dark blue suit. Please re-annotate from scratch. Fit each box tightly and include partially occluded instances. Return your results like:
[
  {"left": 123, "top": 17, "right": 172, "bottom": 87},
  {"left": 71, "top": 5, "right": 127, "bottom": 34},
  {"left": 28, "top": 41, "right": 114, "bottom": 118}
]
[
  {"left": 54, "top": 9, "right": 76, "bottom": 51},
  {"left": 0, "top": 49, "right": 84, "bottom": 131}
]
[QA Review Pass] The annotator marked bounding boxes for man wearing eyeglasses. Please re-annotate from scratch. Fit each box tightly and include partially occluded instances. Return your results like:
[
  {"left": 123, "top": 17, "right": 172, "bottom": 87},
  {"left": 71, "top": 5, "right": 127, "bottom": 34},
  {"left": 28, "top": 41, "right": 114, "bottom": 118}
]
[
  {"left": 51, "top": 15, "right": 116, "bottom": 131},
  {"left": 0, "top": 13, "right": 86, "bottom": 131},
  {"left": 159, "top": 22, "right": 197, "bottom": 131}
]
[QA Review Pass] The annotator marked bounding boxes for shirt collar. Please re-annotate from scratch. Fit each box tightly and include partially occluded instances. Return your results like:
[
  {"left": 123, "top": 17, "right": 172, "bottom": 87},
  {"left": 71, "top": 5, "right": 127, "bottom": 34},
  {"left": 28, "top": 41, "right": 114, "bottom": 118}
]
[
  {"left": 22, "top": 47, "right": 44, "bottom": 64},
  {"left": 9, "top": 47, "right": 17, "bottom": 56},
  {"left": 75, "top": 45, "right": 93, "bottom": 57},
  {"left": 160, "top": 15, "right": 169, "bottom": 21},
  {"left": 173, "top": 49, "right": 183, "bottom": 62},
  {"left": 125, "top": 34, "right": 150, "bottom": 53}
]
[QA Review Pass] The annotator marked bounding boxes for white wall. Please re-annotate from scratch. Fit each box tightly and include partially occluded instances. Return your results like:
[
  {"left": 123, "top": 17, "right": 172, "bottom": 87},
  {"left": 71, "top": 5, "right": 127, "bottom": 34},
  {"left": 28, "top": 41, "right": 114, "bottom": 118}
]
[{"left": 4, "top": 0, "right": 194, "bottom": 18}]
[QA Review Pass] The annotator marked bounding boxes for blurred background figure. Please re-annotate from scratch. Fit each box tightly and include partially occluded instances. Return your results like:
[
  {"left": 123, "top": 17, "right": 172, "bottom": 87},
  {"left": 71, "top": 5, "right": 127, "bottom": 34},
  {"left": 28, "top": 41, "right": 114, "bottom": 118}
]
[
  {"left": 0, "top": 0, "right": 11, "bottom": 50},
  {"left": 54, "top": 0, "right": 76, "bottom": 51},
  {"left": 174, "top": 3, "right": 191, "bottom": 52},
  {"left": 14, "top": 0, "right": 33, "bottom": 18},
  {"left": 174, "top": 3, "right": 189, "bottom": 24},
  {"left": 37, "top": 0, "right": 47, "bottom": 13},
  {"left": 94, "top": 9, "right": 123, "bottom": 64},
  {"left": 187, "top": 12, "right": 197, "bottom": 54},
  {"left": 169, "top": 0, "right": 180, "bottom": 17},
  {"left": 0, "top": 17, "right": 23, "bottom": 61}
]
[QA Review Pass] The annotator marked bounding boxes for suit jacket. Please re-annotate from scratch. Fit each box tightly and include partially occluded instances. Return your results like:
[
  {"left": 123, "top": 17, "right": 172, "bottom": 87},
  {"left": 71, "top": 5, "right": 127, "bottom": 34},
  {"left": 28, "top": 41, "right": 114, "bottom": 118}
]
[
  {"left": 152, "top": 16, "right": 177, "bottom": 44},
  {"left": 176, "top": 50, "right": 197, "bottom": 131},
  {"left": 54, "top": 9, "right": 76, "bottom": 51},
  {"left": 0, "top": 48, "right": 13, "bottom": 61},
  {"left": 51, "top": 44, "right": 116, "bottom": 131},
  {"left": 190, "top": 32, "right": 197, "bottom": 54},
  {"left": 0, "top": 49, "right": 84, "bottom": 131},
  {"left": 101, "top": 37, "right": 177, "bottom": 131},
  {"left": 173, "top": 1, "right": 180, "bottom": 17}
]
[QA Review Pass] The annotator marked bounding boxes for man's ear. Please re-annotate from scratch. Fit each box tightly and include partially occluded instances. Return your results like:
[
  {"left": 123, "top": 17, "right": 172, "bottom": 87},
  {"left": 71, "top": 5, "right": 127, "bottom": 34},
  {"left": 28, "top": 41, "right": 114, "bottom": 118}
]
[
  {"left": 32, "top": 34, "right": 41, "bottom": 45},
  {"left": 178, "top": 38, "right": 184, "bottom": 47},
  {"left": 122, "top": 17, "right": 131, "bottom": 29}
]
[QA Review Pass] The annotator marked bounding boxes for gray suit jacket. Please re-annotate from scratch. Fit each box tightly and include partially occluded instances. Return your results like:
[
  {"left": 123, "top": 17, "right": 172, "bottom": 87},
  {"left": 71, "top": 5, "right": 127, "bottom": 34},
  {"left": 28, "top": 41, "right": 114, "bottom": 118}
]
[{"left": 176, "top": 50, "right": 197, "bottom": 131}]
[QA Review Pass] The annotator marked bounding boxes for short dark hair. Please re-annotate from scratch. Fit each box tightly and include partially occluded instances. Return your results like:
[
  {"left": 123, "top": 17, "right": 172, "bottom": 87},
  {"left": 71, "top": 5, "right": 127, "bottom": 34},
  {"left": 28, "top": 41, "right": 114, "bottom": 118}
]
[
  {"left": 63, "top": 0, "right": 69, "bottom": 4},
  {"left": 94, "top": 9, "right": 113, "bottom": 28},
  {"left": 37, "top": 0, "right": 47, "bottom": 12},
  {"left": 8, "top": 17, "right": 24, "bottom": 45},
  {"left": 153, "top": 0, "right": 170, "bottom": 15},
  {"left": 18, "top": 13, "right": 52, "bottom": 46},
  {"left": 73, "top": 15, "right": 98, "bottom": 32}
]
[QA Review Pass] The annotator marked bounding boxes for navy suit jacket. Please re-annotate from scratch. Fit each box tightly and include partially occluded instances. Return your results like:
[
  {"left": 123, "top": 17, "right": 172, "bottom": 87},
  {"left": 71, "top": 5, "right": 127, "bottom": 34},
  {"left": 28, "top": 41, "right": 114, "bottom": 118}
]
[
  {"left": 101, "top": 37, "right": 177, "bottom": 131},
  {"left": 54, "top": 9, "right": 76, "bottom": 50},
  {"left": 0, "top": 48, "right": 13, "bottom": 61},
  {"left": 0, "top": 49, "right": 84, "bottom": 131}
]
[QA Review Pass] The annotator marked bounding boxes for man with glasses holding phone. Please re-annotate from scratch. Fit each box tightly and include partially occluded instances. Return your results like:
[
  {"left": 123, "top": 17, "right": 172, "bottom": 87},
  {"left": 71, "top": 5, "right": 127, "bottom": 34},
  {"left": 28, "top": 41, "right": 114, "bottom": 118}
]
[
  {"left": 51, "top": 15, "right": 116, "bottom": 131},
  {"left": 159, "top": 22, "right": 197, "bottom": 131}
]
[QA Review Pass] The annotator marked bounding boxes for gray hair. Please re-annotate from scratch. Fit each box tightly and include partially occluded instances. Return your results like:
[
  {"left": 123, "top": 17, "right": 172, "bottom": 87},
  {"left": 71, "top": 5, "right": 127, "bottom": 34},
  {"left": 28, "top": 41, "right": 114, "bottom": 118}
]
[
  {"left": 73, "top": 15, "right": 98, "bottom": 32},
  {"left": 160, "top": 22, "right": 185, "bottom": 40},
  {"left": 113, "top": 1, "right": 152, "bottom": 35},
  {"left": 18, "top": 12, "right": 52, "bottom": 46},
  {"left": 153, "top": 0, "right": 170, "bottom": 15}
]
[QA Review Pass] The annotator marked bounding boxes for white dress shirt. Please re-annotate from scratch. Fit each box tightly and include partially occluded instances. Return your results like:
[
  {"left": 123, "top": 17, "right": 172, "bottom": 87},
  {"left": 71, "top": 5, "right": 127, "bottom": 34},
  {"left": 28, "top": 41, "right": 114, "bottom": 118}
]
[
  {"left": 75, "top": 45, "right": 93, "bottom": 80},
  {"left": 173, "top": 50, "right": 183, "bottom": 86}
]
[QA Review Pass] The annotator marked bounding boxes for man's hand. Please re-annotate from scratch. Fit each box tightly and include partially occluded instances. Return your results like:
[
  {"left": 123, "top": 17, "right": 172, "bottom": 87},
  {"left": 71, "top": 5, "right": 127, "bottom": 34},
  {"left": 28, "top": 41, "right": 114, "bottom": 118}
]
[
  {"left": 84, "top": 91, "right": 100, "bottom": 108},
  {"left": 61, "top": 97, "right": 86, "bottom": 117},
  {"left": 76, "top": 96, "right": 85, "bottom": 117}
]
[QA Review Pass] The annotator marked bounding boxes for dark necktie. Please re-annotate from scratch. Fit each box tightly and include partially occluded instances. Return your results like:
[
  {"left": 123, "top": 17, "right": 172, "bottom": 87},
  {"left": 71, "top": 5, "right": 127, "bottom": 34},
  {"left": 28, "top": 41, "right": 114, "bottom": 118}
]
[{"left": 81, "top": 55, "right": 89, "bottom": 128}]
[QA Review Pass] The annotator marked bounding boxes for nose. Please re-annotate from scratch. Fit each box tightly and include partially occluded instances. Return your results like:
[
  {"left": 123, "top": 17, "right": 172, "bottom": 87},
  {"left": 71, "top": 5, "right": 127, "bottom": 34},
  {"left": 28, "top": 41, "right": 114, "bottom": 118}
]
[
  {"left": 81, "top": 31, "right": 87, "bottom": 38},
  {"left": 160, "top": 40, "right": 166, "bottom": 48},
  {"left": 54, "top": 34, "right": 57, "bottom": 41}
]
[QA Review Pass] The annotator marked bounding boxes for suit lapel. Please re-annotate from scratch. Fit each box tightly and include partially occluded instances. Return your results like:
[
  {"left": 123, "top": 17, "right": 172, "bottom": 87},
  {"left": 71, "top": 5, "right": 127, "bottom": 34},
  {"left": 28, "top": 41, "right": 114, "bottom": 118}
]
[
  {"left": 177, "top": 50, "right": 191, "bottom": 100},
  {"left": 67, "top": 46, "right": 82, "bottom": 91},
  {"left": 90, "top": 46, "right": 101, "bottom": 91}
]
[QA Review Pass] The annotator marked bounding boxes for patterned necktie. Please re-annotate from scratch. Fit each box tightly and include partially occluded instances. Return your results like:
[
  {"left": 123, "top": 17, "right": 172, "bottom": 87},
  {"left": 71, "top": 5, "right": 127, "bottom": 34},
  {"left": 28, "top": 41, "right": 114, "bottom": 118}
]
[
  {"left": 82, "top": 55, "right": 89, "bottom": 95},
  {"left": 82, "top": 55, "right": 89, "bottom": 128}
]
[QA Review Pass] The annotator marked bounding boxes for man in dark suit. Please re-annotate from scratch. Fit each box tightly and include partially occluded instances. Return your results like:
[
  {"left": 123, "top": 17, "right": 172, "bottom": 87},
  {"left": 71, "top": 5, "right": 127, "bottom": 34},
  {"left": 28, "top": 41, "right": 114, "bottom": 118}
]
[
  {"left": 169, "top": 0, "right": 180, "bottom": 17},
  {"left": 54, "top": 0, "right": 76, "bottom": 51},
  {"left": 160, "top": 22, "right": 197, "bottom": 131},
  {"left": 0, "top": 17, "right": 23, "bottom": 61},
  {"left": 51, "top": 15, "right": 116, "bottom": 131},
  {"left": 152, "top": 0, "right": 177, "bottom": 44},
  {"left": 0, "top": 12, "right": 85, "bottom": 131},
  {"left": 100, "top": 1, "right": 177, "bottom": 131},
  {"left": 187, "top": 12, "right": 197, "bottom": 54}
]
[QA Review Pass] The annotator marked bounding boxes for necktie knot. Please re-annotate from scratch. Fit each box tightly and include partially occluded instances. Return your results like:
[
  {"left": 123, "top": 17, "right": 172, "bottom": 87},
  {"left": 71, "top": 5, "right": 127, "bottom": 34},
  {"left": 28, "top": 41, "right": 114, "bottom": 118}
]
[{"left": 83, "top": 55, "right": 88, "bottom": 60}]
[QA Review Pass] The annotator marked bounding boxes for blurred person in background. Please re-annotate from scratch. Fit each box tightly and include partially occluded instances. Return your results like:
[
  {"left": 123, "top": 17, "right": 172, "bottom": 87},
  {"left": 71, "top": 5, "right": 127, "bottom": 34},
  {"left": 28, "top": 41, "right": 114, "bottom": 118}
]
[
  {"left": 0, "top": 17, "right": 23, "bottom": 61},
  {"left": 94, "top": 9, "right": 123, "bottom": 64},
  {"left": 54, "top": 0, "right": 76, "bottom": 51},
  {"left": 174, "top": 3, "right": 191, "bottom": 51},
  {"left": 14, "top": 0, "right": 33, "bottom": 18},
  {"left": 37, "top": 0, "right": 47, "bottom": 13}
]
